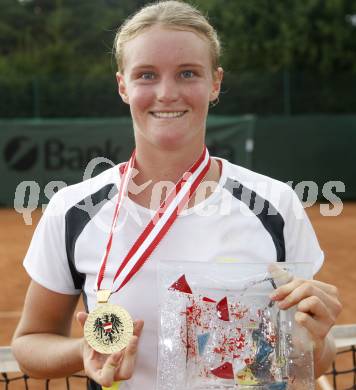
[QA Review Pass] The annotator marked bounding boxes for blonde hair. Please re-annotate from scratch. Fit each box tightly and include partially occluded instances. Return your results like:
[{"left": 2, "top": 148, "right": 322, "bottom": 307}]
[{"left": 114, "top": 0, "right": 221, "bottom": 73}]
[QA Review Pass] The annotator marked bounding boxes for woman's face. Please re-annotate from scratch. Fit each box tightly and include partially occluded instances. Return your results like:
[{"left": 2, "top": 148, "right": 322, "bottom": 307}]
[{"left": 117, "top": 25, "right": 223, "bottom": 151}]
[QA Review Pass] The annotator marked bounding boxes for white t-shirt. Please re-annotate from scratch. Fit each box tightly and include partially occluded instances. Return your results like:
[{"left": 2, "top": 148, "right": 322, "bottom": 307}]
[{"left": 23, "top": 158, "right": 324, "bottom": 390}]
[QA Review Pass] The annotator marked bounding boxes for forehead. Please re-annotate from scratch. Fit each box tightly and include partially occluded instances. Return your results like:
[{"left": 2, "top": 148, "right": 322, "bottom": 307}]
[{"left": 122, "top": 25, "right": 211, "bottom": 71}]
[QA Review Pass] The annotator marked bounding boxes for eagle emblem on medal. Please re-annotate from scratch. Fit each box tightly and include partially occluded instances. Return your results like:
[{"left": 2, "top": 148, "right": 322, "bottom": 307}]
[{"left": 84, "top": 303, "right": 133, "bottom": 354}]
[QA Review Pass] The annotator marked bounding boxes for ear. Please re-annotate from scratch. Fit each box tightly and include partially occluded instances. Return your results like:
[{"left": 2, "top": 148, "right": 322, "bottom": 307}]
[
  {"left": 209, "top": 67, "right": 224, "bottom": 102},
  {"left": 116, "top": 72, "right": 129, "bottom": 104}
]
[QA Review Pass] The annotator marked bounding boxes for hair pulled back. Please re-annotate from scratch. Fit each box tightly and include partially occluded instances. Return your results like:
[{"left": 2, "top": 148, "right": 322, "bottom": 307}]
[{"left": 114, "top": 0, "right": 221, "bottom": 73}]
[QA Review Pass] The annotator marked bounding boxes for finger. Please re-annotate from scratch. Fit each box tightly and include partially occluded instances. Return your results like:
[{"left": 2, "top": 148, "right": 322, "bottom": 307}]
[
  {"left": 306, "top": 280, "right": 340, "bottom": 297},
  {"left": 96, "top": 352, "right": 124, "bottom": 388},
  {"left": 276, "top": 282, "right": 341, "bottom": 317},
  {"left": 297, "top": 295, "right": 332, "bottom": 322},
  {"left": 84, "top": 347, "right": 110, "bottom": 375},
  {"left": 76, "top": 311, "right": 88, "bottom": 328},
  {"left": 89, "top": 349, "right": 102, "bottom": 361},
  {"left": 298, "top": 294, "right": 341, "bottom": 326},
  {"left": 133, "top": 320, "right": 144, "bottom": 337},
  {"left": 271, "top": 279, "right": 339, "bottom": 301},
  {"left": 270, "top": 278, "right": 304, "bottom": 300},
  {"left": 115, "top": 336, "right": 139, "bottom": 381},
  {"left": 295, "top": 311, "right": 330, "bottom": 342}
]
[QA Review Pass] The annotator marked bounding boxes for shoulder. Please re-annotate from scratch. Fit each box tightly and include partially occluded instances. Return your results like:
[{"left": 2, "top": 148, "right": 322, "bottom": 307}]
[
  {"left": 44, "top": 163, "right": 122, "bottom": 218},
  {"left": 220, "top": 159, "right": 298, "bottom": 216},
  {"left": 219, "top": 159, "right": 323, "bottom": 270}
]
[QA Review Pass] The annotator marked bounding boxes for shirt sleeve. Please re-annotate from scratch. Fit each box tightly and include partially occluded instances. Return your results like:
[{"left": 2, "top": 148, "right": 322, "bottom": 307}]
[
  {"left": 23, "top": 191, "right": 82, "bottom": 295},
  {"left": 283, "top": 188, "right": 324, "bottom": 275}
]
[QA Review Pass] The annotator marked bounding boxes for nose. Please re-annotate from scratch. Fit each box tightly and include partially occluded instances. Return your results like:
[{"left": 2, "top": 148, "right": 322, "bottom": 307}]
[{"left": 156, "top": 76, "right": 180, "bottom": 103}]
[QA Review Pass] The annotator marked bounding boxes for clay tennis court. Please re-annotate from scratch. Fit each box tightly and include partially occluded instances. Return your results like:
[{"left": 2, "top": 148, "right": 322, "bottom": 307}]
[{"left": 1, "top": 203, "right": 355, "bottom": 389}]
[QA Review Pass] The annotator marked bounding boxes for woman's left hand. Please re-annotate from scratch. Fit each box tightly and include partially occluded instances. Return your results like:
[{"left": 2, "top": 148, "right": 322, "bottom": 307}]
[{"left": 270, "top": 277, "right": 342, "bottom": 374}]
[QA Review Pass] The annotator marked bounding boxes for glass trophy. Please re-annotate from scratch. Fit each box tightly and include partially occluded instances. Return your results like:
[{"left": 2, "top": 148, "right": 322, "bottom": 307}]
[{"left": 157, "top": 261, "right": 315, "bottom": 390}]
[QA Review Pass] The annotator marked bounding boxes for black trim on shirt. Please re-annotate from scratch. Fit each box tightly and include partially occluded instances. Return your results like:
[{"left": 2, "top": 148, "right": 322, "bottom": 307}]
[
  {"left": 87, "top": 380, "right": 101, "bottom": 390},
  {"left": 65, "top": 183, "right": 118, "bottom": 290},
  {"left": 224, "top": 177, "right": 286, "bottom": 262}
]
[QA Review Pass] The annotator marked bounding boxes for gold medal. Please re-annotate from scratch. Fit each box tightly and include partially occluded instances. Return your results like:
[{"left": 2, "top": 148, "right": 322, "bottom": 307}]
[{"left": 84, "top": 290, "right": 134, "bottom": 354}]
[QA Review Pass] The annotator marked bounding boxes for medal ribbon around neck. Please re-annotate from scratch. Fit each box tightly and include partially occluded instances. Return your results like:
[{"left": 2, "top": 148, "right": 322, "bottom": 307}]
[{"left": 96, "top": 146, "right": 211, "bottom": 296}]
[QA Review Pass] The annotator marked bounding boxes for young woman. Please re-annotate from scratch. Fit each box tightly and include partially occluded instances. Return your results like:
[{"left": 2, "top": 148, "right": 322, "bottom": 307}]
[{"left": 12, "top": 1, "right": 341, "bottom": 389}]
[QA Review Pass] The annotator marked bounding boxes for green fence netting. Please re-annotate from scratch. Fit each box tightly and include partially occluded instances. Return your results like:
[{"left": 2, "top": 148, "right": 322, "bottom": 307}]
[{"left": 0, "top": 115, "right": 255, "bottom": 208}]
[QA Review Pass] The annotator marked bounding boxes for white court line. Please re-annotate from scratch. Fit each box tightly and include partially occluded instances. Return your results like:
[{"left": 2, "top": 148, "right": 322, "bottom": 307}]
[
  {"left": 0, "top": 347, "right": 20, "bottom": 372},
  {"left": 0, "top": 311, "right": 22, "bottom": 318}
]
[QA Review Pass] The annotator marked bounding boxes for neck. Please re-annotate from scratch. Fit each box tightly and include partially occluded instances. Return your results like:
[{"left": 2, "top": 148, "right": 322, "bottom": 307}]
[
  {"left": 135, "top": 144, "right": 206, "bottom": 185},
  {"left": 128, "top": 143, "right": 221, "bottom": 209}
]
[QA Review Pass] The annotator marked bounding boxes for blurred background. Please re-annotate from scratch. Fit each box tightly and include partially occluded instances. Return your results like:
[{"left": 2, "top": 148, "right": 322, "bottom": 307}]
[
  {"left": 1, "top": 0, "right": 356, "bottom": 117},
  {"left": 0, "top": 0, "right": 356, "bottom": 204},
  {"left": 0, "top": 0, "right": 355, "bottom": 389}
]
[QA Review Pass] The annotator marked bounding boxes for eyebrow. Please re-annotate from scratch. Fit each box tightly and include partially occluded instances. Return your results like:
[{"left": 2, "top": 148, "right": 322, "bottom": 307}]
[
  {"left": 130, "top": 63, "right": 204, "bottom": 72},
  {"left": 177, "top": 63, "right": 204, "bottom": 68},
  {"left": 131, "top": 65, "right": 155, "bottom": 71}
]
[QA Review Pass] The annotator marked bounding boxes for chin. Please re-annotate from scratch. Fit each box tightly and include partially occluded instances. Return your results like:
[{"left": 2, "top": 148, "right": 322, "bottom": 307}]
[
  {"left": 149, "top": 132, "right": 194, "bottom": 151},
  {"left": 154, "top": 138, "right": 189, "bottom": 151}
]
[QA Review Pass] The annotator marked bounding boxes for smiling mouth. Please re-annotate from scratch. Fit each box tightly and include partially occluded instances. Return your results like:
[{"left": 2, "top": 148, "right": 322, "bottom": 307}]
[{"left": 150, "top": 111, "right": 188, "bottom": 119}]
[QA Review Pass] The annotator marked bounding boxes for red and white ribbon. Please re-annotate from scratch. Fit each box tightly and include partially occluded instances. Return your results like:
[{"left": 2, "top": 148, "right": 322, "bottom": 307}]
[{"left": 96, "top": 147, "right": 211, "bottom": 294}]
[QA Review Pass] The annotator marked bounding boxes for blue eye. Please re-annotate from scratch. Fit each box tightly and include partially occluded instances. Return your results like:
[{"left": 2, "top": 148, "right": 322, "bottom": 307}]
[
  {"left": 181, "top": 70, "right": 195, "bottom": 79},
  {"left": 140, "top": 73, "right": 155, "bottom": 80}
]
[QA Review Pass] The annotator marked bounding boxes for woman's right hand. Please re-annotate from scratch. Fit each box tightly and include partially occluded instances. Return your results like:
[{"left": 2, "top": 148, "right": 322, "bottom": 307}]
[{"left": 77, "top": 312, "right": 144, "bottom": 387}]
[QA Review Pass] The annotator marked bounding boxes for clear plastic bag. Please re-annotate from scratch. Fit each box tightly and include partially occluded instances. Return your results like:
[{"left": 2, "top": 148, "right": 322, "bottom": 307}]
[{"left": 157, "top": 261, "right": 314, "bottom": 390}]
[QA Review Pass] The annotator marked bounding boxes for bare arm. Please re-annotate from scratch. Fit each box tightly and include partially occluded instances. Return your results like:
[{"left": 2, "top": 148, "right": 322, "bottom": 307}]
[
  {"left": 11, "top": 281, "right": 83, "bottom": 378},
  {"left": 12, "top": 280, "right": 144, "bottom": 387}
]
